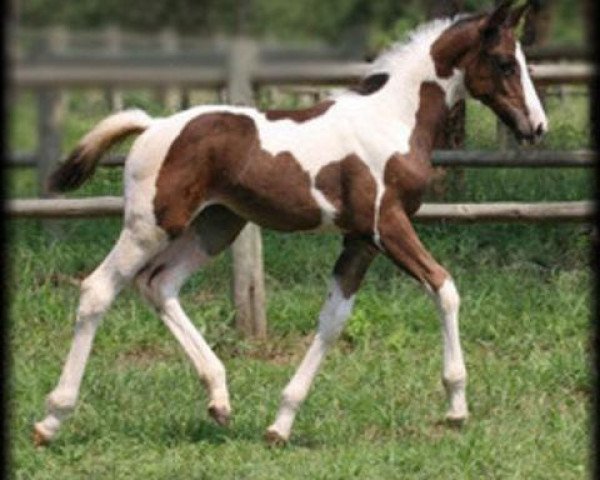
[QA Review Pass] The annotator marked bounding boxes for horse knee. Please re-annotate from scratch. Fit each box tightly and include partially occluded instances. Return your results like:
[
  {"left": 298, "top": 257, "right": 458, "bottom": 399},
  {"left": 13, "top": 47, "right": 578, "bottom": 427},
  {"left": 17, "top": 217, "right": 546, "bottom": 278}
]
[
  {"left": 78, "top": 275, "right": 116, "bottom": 319},
  {"left": 442, "top": 367, "right": 467, "bottom": 389},
  {"left": 135, "top": 265, "right": 179, "bottom": 311},
  {"left": 436, "top": 277, "right": 460, "bottom": 314}
]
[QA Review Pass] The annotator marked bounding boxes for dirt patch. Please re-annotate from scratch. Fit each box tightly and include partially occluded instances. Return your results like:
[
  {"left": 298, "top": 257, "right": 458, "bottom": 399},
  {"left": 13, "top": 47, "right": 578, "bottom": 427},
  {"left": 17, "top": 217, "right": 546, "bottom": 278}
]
[
  {"left": 31, "top": 272, "right": 84, "bottom": 289},
  {"left": 189, "top": 289, "right": 218, "bottom": 303},
  {"left": 49, "top": 272, "right": 83, "bottom": 287},
  {"left": 237, "top": 333, "right": 355, "bottom": 366},
  {"left": 242, "top": 334, "right": 314, "bottom": 365},
  {"left": 115, "top": 344, "right": 177, "bottom": 369}
]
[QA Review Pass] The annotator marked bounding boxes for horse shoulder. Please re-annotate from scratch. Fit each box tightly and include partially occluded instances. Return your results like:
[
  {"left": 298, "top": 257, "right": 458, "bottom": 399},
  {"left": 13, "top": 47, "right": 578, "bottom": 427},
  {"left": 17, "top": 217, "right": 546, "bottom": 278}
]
[
  {"left": 314, "top": 154, "right": 379, "bottom": 234},
  {"left": 382, "top": 151, "right": 432, "bottom": 216}
]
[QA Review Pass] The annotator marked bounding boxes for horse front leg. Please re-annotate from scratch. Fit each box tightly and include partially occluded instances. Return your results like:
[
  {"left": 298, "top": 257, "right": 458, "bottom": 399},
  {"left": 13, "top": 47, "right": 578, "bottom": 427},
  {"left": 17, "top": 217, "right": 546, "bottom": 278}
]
[
  {"left": 265, "top": 236, "right": 377, "bottom": 445},
  {"left": 378, "top": 204, "right": 468, "bottom": 424}
]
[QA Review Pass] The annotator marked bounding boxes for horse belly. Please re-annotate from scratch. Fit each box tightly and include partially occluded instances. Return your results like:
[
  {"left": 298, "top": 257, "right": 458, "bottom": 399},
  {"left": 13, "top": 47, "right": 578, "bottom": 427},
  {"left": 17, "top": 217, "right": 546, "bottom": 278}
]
[{"left": 220, "top": 151, "right": 328, "bottom": 232}]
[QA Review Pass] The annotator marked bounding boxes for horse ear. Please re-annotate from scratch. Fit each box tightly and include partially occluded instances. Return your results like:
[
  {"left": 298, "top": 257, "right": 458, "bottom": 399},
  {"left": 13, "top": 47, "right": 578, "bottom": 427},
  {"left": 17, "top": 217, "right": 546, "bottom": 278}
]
[
  {"left": 481, "top": 0, "right": 515, "bottom": 46},
  {"left": 487, "top": 0, "right": 515, "bottom": 29},
  {"left": 508, "top": 1, "right": 539, "bottom": 47},
  {"left": 508, "top": 2, "right": 531, "bottom": 28}
]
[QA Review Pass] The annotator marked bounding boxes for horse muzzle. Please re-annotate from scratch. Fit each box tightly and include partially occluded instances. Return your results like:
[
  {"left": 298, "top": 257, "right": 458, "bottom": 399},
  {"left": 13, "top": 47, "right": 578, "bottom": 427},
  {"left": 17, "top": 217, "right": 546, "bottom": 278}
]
[{"left": 510, "top": 109, "right": 548, "bottom": 146}]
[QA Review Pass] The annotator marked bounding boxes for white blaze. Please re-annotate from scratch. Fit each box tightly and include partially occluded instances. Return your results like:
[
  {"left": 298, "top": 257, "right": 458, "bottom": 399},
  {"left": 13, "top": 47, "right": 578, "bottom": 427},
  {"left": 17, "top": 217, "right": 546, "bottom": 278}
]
[{"left": 516, "top": 43, "right": 548, "bottom": 133}]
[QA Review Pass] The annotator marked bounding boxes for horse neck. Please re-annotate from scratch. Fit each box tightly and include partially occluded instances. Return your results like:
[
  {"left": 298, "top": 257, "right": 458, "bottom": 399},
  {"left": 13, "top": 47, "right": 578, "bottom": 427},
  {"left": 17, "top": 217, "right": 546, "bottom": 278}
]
[{"left": 363, "top": 44, "right": 465, "bottom": 156}]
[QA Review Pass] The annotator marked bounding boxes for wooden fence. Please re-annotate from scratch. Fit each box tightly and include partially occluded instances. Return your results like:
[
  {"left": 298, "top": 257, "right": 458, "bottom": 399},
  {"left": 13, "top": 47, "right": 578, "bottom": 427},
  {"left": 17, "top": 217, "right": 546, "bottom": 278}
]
[
  {"left": 7, "top": 150, "right": 596, "bottom": 169},
  {"left": 11, "top": 60, "right": 594, "bottom": 89},
  {"left": 8, "top": 30, "right": 596, "bottom": 338},
  {"left": 7, "top": 197, "right": 594, "bottom": 223}
]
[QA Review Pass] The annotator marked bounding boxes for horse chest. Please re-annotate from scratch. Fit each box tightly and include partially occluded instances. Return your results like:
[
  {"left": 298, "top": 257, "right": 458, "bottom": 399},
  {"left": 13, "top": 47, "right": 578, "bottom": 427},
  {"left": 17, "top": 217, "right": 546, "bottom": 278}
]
[{"left": 383, "top": 152, "right": 433, "bottom": 214}]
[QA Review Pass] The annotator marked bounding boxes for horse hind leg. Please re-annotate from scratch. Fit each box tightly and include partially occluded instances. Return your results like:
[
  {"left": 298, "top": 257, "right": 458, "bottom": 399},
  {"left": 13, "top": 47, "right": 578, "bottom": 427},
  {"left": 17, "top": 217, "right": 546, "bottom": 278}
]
[
  {"left": 34, "top": 224, "right": 168, "bottom": 445},
  {"left": 135, "top": 205, "right": 246, "bottom": 427}
]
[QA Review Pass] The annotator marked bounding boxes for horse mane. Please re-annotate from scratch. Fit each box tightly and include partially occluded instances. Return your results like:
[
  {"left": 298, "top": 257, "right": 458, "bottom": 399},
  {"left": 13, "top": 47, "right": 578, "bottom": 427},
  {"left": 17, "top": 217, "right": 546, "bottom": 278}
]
[{"left": 366, "top": 13, "right": 480, "bottom": 77}]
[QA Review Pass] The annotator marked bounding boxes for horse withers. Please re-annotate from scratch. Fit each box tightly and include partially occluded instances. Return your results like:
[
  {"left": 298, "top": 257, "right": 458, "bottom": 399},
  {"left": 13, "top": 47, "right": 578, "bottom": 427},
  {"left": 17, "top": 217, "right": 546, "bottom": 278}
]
[{"left": 34, "top": 0, "right": 547, "bottom": 446}]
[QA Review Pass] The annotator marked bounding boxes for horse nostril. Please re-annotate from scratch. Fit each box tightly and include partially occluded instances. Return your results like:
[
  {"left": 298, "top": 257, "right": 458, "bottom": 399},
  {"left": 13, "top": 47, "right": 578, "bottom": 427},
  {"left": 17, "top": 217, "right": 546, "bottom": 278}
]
[{"left": 535, "top": 123, "right": 545, "bottom": 136}]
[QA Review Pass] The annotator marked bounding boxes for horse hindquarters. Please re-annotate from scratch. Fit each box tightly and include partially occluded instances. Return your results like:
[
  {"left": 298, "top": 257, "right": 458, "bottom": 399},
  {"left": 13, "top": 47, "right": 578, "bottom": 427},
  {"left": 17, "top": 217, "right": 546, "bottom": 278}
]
[
  {"left": 34, "top": 223, "right": 168, "bottom": 445},
  {"left": 34, "top": 202, "right": 246, "bottom": 444}
]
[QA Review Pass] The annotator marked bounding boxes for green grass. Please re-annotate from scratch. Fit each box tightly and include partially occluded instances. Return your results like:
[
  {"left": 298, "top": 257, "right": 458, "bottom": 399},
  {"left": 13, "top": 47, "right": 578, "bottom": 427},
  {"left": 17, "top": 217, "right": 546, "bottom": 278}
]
[{"left": 8, "top": 89, "right": 592, "bottom": 479}]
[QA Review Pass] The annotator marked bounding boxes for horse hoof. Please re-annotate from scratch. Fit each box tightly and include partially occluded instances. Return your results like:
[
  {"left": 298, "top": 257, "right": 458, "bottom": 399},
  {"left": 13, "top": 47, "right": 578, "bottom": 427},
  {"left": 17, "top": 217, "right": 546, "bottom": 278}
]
[
  {"left": 444, "top": 411, "right": 468, "bottom": 428},
  {"left": 32, "top": 425, "right": 50, "bottom": 447},
  {"left": 208, "top": 405, "right": 231, "bottom": 427},
  {"left": 264, "top": 428, "right": 288, "bottom": 447}
]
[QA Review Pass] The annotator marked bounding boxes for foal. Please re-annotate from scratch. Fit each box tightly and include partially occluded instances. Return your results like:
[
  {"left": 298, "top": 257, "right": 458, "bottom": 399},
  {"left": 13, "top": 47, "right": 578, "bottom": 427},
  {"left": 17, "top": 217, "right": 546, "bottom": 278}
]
[{"left": 35, "top": 0, "right": 547, "bottom": 446}]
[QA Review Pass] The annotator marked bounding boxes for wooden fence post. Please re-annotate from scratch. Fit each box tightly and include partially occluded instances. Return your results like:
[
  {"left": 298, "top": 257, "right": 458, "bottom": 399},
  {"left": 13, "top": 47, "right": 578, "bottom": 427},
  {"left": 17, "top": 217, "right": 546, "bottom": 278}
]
[
  {"left": 226, "top": 36, "right": 267, "bottom": 339},
  {"left": 36, "top": 90, "right": 63, "bottom": 196},
  {"left": 37, "top": 27, "right": 66, "bottom": 198},
  {"left": 159, "top": 29, "right": 183, "bottom": 112},
  {"left": 104, "top": 25, "right": 124, "bottom": 111},
  {"left": 582, "top": 0, "right": 593, "bottom": 148}
]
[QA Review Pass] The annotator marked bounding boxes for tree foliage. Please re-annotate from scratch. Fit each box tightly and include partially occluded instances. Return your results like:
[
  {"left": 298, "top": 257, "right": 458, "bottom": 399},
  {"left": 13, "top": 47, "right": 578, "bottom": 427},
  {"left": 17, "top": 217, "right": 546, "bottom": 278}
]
[
  {"left": 19, "top": 0, "right": 484, "bottom": 36},
  {"left": 19, "top": 0, "right": 580, "bottom": 47}
]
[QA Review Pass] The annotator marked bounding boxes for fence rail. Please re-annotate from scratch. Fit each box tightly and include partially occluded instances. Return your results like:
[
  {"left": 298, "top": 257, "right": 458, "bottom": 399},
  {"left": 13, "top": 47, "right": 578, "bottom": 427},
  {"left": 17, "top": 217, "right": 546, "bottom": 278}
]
[
  {"left": 430, "top": 149, "right": 595, "bottom": 168},
  {"left": 11, "top": 62, "right": 595, "bottom": 89},
  {"left": 6, "top": 197, "right": 594, "bottom": 223},
  {"left": 7, "top": 149, "right": 595, "bottom": 169},
  {"left": 524, "top": 45, "right": 591, "bottom": 62},
  {"left": 8, "top": 32, "right": 594, "bottom": 339}
]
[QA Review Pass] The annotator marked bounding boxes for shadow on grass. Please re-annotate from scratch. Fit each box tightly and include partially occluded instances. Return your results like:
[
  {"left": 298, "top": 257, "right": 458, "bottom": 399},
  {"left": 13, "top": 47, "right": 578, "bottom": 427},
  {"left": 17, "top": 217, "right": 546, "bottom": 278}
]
[{"left": 135, "top": 414, "right": 327, "bottom": 450}]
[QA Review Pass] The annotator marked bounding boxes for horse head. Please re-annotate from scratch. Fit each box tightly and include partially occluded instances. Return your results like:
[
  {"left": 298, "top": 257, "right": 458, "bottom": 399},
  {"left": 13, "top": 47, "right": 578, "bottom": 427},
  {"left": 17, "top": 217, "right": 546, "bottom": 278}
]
[{"left": 461, "top": 0, "right": 548, "bottom": 144}]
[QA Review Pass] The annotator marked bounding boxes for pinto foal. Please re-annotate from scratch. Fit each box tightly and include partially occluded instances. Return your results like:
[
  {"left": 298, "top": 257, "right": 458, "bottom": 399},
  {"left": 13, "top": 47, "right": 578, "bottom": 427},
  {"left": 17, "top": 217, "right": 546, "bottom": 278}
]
[{"left": 35, "top": 1, "right": 547, "bottom": 446}]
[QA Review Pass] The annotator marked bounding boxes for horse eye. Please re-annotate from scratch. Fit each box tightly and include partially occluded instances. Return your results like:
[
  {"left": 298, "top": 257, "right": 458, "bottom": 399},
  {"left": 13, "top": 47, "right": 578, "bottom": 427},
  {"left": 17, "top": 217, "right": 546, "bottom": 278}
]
[{"left": 498, "top": 61, "right": 516, "bottom": 76}]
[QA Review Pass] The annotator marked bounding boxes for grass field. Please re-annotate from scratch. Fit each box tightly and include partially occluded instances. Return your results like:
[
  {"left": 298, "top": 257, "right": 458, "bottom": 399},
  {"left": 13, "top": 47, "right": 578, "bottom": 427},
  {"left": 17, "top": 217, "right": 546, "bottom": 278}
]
[{"left": 8, "top": 88, "right": 592, "bottom": 479}]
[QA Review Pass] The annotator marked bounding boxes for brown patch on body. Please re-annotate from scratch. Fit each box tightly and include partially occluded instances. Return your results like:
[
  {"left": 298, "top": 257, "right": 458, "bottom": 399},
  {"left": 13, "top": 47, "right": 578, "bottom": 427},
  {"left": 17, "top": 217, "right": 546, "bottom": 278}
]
[
  {"left": 265, "top": 100, "right": 334, "bottom": 122},
  {"left": 220, "top": 149, "right": 322, "bottom": 231},
  {"left": 315, "top": 155, "right": 377, "bottom": 233},
  {"left": 153, "top": 112, "right": 323, "bottom": 237},
  {"left": 349, "top": 73, "right": 390, "bottom": 95}
]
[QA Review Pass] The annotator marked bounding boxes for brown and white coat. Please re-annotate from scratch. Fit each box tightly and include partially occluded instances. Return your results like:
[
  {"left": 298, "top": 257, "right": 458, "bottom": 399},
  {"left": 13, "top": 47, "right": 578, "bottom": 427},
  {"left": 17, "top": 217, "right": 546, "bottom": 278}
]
[{"left": 36, "top": 1, "right": 547, "bottom": 446}]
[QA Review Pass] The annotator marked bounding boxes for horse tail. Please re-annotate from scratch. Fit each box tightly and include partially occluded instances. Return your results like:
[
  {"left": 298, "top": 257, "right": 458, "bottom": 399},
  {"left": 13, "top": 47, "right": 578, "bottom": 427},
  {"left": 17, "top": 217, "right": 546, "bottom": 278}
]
[{"left": 48, "top": 109, "right": 154, "bottom": 192}]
